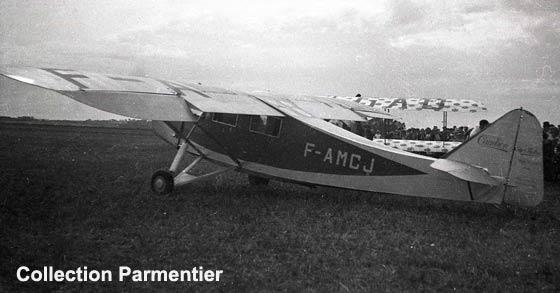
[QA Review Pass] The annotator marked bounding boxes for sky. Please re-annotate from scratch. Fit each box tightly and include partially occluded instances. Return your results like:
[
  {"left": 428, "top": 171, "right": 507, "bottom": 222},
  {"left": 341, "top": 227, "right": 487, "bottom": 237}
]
[{"left": 0, "top": 0, "right": 558, "bottom": 127}]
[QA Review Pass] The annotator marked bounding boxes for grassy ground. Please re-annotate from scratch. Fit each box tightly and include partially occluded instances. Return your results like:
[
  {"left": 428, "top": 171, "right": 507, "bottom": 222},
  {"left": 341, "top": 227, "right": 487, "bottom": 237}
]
[{"left": 1, "top": 124, "right": 559, "bottom": 291}]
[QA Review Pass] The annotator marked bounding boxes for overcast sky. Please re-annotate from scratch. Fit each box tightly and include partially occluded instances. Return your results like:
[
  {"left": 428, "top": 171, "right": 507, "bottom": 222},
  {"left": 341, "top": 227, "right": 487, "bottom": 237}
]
[{"left": 0, "top": 0, "right": 558, "bottom": 126}]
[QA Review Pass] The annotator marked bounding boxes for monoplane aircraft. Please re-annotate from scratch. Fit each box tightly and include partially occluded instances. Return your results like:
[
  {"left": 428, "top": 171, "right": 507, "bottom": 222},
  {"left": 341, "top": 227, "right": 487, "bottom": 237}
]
[
  {"left": 0, "top": 67, "right": 543, "bottom": 207},
  {"left": 330, "top": 96, "right": 487, "bottom": 156}
]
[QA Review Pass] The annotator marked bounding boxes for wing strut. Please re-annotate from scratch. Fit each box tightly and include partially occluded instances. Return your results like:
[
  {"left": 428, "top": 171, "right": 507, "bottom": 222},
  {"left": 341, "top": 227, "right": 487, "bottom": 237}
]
[{"left": 151, "top": 114, "right": 242, "bottom": 195}]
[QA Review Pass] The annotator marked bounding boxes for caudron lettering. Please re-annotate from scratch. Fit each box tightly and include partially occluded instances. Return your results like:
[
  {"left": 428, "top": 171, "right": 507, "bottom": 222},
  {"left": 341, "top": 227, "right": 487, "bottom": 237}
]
[{"left": 477, "top": 134, "right": 509, "bottom": 152}]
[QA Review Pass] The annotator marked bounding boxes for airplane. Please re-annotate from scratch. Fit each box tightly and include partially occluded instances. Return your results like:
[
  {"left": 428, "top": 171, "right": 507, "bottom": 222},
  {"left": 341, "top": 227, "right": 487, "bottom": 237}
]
[
  {"left": 329, "top": 96, "right": 487, "bottom": 156},
  {"left": 370, "top": 139, "right": 461, "bottom": 156},
  {"left": 0, "top": 67, "right": 544, "bottom": 207}
]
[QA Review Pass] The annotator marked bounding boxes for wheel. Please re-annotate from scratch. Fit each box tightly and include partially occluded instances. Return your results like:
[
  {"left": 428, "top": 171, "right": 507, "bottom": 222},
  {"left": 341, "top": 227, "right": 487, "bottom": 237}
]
[
  {"left": 248, "top": 175, "right": 270, "bottom": 186},
  {"left": 151, "top": 170, "right": 174, "bottom": 195}
]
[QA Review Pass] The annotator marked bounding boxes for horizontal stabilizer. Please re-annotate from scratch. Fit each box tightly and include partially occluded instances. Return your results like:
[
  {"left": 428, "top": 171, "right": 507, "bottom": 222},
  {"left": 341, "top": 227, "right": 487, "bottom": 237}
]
[{"left": 430, "top": 159, "right": 500, "bottom": 186}]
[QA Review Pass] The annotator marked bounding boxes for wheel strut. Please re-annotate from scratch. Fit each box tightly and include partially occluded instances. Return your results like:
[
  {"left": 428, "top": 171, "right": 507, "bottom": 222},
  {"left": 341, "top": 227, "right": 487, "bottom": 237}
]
[{"left": 151, "top": 119, "right": 239, "bottom": 195}]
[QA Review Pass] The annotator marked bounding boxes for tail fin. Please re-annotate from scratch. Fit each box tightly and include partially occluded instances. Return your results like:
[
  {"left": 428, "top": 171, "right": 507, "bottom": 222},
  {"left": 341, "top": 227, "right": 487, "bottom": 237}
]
[{"left": 443, "top": 109, "right": 543, "bottom": 207}]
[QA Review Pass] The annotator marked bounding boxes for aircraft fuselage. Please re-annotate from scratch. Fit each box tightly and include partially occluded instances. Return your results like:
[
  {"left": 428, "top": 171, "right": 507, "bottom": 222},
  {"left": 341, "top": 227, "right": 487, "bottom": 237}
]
[
  {"left": 189, "top": 114, "right": 425, "bottom": 178},
  {"left": 177, "top": 113, "right": 495, "bottom": 204}
]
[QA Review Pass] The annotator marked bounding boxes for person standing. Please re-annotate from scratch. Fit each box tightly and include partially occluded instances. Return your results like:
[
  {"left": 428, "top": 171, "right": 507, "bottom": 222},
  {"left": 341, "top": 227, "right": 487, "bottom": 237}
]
[{"left": 469, "top": 119, "right": 489, "bottom": 138}]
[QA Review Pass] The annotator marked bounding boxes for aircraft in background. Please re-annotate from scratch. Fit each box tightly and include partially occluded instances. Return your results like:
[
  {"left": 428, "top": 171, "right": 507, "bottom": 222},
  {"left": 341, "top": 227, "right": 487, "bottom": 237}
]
[
  {"left": 0, "top": 67, "right": 543, "bottom": 207},
  {"left": 329, "top": 95, "right": 487, "bottom": 156}
]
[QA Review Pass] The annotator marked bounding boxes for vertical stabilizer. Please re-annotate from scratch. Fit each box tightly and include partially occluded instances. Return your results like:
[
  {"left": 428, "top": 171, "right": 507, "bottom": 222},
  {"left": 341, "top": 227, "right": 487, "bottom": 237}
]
[{"left": 444, "top": 109, "right": 543, "bottom": 206}]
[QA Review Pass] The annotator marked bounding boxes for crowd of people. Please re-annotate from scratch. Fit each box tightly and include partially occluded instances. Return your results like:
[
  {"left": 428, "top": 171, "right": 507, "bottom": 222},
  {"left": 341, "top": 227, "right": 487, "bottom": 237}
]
[
  {"left": 332, "top": 119, "right": 474, "bottom": 142},
  {"left": 543, "top": 122, "right": 560, "bottom": 182},
  {"left": 332, "top": 118, "right": 560, "bottom": 182}
]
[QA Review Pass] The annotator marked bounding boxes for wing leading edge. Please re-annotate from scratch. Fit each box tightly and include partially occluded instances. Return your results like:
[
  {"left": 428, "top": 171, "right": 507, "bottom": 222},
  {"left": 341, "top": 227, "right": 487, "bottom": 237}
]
[
  {"left": 1, "top": 67, "right": 197, "bottom": 121},
  {"left": 1, "top": 66, "right": 394, "bottom": 121},
  {"left": 0, "top": 67, "right": 283, "bottom": 120}
]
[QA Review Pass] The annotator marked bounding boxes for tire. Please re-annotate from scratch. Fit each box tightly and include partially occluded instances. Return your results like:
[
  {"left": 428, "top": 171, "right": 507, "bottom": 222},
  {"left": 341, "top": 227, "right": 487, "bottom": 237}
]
[{"left": 151, "top": 170, "right": 174, "bottom": 195}]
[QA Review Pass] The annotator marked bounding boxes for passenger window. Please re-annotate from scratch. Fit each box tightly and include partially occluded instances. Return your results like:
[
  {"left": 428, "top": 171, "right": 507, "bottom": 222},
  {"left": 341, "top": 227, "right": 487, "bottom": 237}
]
[
  {"left": 250, "top": 116, "right": 282, "bottom": 137},
  {"left": 212, "top": 113, "right": 238, "bottom": 126}
]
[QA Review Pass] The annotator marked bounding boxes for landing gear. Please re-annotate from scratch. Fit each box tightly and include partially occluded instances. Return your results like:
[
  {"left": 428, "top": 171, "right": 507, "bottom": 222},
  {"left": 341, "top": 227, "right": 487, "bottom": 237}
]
[
  {"left": 150, "top": 137, "right": 236, "bottom": 196},
  {"left": 151, "top": 170, "right": 174, "bottom": 195},
  {"left": 248, "top": 175, "right": 270, "bottom": 186},
  {"left": 150, "top": 120, "right": 241, "bottom": 196}
]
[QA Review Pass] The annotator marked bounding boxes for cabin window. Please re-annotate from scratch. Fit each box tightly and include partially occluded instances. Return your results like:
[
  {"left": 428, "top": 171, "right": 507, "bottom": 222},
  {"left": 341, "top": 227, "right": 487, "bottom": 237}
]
[
  {"left": 250, "top": 115, "right": 282, "bottom": 137},
  {"left": 212, "top": 113, "right": 238, "bottom": 126}
]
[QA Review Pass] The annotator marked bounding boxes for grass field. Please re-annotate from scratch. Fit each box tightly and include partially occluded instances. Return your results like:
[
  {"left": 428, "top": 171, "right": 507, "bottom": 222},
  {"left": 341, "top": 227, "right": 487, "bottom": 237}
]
[{"left": 1, "top": 124, "right": 559, "bottom": 291}]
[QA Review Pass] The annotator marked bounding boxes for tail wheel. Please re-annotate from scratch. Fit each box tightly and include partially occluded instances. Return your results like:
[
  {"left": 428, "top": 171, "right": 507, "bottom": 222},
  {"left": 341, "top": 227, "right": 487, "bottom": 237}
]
[
  {"left": 151, "top": 170, "right": 174, "bottom": 195},
  {"left": 248, "top": 175, "right": 270, "bottom": 186}
]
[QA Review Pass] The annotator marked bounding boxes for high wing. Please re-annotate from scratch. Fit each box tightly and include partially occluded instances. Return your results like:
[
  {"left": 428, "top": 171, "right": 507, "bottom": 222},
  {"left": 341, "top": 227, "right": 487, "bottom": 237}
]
[
  {"left": 160, "top": 82, "right": 284, "bottom": 116},
  {"left": 0, "top": 67, "right": 284, "bottom": 121},
  {"left": 0, "top": 67, "right": 393, "bottom": 121},
  {"left": 1, "top": 67, "right": 197, "bottom": 121},
  {"left": 255, "top": 94, "right": 394, "bottom": 121},
  {"left": 332, "top": 96, "right": 487, "bottom": 113}
]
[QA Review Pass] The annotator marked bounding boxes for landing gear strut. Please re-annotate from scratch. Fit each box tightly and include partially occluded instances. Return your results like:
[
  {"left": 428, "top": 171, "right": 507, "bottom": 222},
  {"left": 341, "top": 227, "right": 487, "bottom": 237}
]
[
  {"left": 150, "top": 137, "right": 236, "bottom": 195},
  {"left": 150, "top": 119, "right": 242, "bottom": 196}
]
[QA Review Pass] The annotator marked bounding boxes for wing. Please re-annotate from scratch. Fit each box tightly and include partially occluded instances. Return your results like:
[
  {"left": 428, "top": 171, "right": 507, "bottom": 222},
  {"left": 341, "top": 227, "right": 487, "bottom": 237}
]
[
  {"left": 254, "top": 94, "right": 395, "bottom": 121},
  {"left": 1, "top": 67, "right": 196, "bottom": 121},
  {"left": 1, "top": 67, "right": 393, "bottom": 122},
  {"left": 0, "top": 67, "right": 284, "bottom": 121},
  {"left": 371, "top": 139, "right": 462, "bottom": 154},
  {"left": 157, "top": 81, "right": 284, "bottom": 116},
  {"left": 333, "top": 96, "right": 487, "bottom": 113}
]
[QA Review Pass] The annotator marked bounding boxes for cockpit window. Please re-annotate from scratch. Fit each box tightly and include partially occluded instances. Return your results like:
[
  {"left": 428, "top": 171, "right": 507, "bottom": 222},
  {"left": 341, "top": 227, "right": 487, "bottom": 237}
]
[
  {"left": 212, "top": 113, "right": 238, "bottom": 126},
  {"left": 250, "top": 115, "right": 282, "bottom": 137}
]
